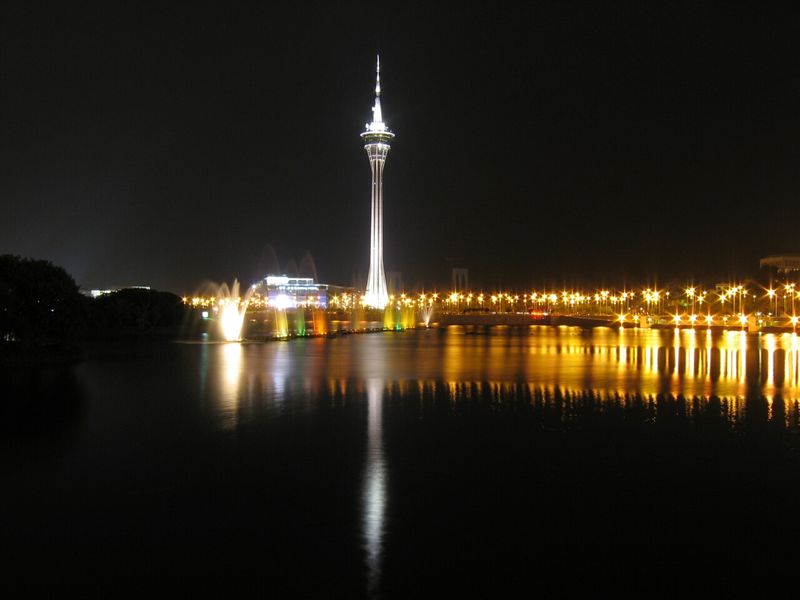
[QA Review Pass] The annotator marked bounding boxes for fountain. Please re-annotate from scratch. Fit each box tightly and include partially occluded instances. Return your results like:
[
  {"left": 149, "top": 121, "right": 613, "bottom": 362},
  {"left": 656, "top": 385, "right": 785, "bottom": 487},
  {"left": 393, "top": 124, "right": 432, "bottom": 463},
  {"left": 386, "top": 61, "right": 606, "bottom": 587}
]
[
  {"left": 311, "top": 307, "right": 328, "bottom": 335},
  {"left": 351, "top": 299, "right": 366, "bottom": 331},
  {"left": 421, "top": 303, "right": 434, "bottom": 327},
  {"left": 213, "top": 279, "right": 253, "bottom": 341},
  {"left": 292, "top": 307, "right": 306, "bottom": 336},
  {"left": 383, "top": 300, "right": 416, "bottom": 331},
  {"left": 272, "top": 306, "right": 289, "bottom": 338}
]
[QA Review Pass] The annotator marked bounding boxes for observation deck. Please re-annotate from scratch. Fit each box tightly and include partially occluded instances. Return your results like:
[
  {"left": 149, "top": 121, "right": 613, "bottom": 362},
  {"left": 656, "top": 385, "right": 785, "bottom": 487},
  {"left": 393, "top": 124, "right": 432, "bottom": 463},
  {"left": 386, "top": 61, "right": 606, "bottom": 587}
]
[{"left": 361, "top": 130, "right": 395, "bottom": 145}]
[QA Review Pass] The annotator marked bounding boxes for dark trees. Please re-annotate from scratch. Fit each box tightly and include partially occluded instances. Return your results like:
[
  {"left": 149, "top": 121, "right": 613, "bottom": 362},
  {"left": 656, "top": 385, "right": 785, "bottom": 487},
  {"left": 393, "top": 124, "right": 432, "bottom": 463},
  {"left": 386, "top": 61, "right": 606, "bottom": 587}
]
[
  {"left": 90, "top": 288, "right": 190, "bottom": 335},
  {"left": 0, "top": 255, "right": 87, "bottom": 346}
]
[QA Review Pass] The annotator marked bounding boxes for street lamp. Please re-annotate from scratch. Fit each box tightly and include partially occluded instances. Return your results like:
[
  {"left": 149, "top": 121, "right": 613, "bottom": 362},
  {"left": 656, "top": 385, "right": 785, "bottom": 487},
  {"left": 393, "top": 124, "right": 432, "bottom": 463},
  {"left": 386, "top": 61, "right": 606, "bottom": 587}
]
[
  {"left": 686, "top": 286, "right": 696, "bottom": 314},
  {"left": 767, "top": 288, "right": 777, "bottom": 320}
]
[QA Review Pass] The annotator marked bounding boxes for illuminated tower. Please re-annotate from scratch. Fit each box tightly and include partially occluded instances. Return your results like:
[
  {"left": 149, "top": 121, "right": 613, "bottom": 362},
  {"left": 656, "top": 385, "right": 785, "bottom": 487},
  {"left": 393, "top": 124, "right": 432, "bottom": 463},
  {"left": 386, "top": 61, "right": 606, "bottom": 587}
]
[{"left": 361, "top": 55, "right": 394, "bottom": 309}]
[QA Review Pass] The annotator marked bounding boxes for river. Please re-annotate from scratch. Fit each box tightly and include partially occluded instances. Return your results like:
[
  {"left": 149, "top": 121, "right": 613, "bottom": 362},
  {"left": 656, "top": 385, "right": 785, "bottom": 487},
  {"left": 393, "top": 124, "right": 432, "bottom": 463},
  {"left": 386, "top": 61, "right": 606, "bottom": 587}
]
[{"left": 4, "top": 327, "right": 800, "bottom": 596}]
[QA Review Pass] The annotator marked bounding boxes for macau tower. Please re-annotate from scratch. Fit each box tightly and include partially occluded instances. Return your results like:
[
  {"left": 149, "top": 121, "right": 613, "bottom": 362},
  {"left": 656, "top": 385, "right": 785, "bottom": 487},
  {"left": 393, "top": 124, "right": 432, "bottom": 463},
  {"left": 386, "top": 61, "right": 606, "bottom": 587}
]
[{"left": 360, "top": 55, "right": 395, "bottom": 309}]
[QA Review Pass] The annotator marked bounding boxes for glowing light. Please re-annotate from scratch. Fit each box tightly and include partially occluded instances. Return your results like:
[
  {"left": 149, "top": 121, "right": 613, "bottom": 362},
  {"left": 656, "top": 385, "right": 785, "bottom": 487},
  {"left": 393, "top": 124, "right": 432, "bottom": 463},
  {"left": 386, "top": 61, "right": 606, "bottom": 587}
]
[
  {"left": 220, "top": 301, "right": 245, "bottom": 342},
  {"left": 266, "top": 275, "right": 290, "bottom": 286},
  {"left": 211, "top": 280, "right": 252, "bottom": 342},
  {"left": 273, "top": 294, "right": 293, "bottom": 310}
]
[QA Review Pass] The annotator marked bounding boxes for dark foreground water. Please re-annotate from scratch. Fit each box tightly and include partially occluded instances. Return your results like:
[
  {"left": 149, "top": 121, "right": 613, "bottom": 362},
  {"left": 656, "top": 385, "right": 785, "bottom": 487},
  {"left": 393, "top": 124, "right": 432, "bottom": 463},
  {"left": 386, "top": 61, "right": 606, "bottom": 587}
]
[{"left": 4, "top": 327, "right": 800, "bottom": 596}]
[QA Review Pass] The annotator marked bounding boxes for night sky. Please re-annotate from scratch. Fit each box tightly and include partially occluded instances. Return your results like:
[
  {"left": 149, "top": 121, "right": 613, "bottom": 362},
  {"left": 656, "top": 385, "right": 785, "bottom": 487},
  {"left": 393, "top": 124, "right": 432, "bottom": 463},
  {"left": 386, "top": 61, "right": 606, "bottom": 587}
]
[{"left": 2, "top": 3, "right": 799, "bottom": 293}]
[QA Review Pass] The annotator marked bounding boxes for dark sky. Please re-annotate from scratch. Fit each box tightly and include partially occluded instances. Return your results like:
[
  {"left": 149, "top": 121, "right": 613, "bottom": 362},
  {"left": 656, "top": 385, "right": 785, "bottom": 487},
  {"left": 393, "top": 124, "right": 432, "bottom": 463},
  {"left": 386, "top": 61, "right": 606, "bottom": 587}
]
[{"left": 2, "top": 2, "right": 799, "bottom": 293}]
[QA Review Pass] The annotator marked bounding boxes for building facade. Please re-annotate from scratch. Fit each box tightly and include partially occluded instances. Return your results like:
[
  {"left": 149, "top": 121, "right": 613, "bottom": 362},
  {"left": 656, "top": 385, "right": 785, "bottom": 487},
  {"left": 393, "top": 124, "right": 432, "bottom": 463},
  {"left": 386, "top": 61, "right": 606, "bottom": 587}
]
[{"left": 259, "top": 275, "right": 330, "bottom": 309}]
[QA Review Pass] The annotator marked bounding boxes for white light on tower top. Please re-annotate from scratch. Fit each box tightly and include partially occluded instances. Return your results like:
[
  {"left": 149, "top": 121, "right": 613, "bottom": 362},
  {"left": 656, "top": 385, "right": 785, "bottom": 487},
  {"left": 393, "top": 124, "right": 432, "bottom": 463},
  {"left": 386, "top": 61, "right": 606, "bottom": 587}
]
[{"left": 366, "top": 55, "right": 387, "bottom": 132}]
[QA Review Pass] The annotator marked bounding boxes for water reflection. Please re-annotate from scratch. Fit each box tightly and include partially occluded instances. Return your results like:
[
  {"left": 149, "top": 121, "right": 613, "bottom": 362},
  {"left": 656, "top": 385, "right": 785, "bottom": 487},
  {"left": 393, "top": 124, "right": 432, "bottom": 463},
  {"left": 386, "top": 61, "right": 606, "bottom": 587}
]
[
  {"left": 491, "top": 328, "right": 800, "bottom": 401},
  {"left": 11, "top": 333, "right": 800, "bottom": 595},
  {"left": 2, "top": 367, "right": 86, "bottom": 436},
  {"left": 198, "top": 329, "right": 800, "bottom": 431},
  {"left": 218, "top": 342, "right": 243, "bottom": 430},
  {"left": 362, "top": 379, "right": 386, "bottom": 598},
  {"left": 198, "top": 341, "right": 209, "bottom": 408},
  {"left": 187, "top": 328, "right": 800, "bottom": 595}
]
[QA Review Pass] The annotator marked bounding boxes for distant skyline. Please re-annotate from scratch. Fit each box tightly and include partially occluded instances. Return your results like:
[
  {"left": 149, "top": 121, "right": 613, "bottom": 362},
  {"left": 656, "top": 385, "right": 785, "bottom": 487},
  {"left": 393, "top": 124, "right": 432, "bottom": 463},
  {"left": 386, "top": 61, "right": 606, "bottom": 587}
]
[{"left": 2, "top": 3, "right": 800, "bottom": 293}]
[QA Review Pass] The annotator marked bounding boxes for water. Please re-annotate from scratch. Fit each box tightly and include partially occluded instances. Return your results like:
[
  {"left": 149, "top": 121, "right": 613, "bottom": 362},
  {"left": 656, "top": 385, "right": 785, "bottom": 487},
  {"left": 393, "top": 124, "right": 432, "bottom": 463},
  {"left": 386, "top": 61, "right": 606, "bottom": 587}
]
[{"left": 3, "top": 327, "right": 800, "bottom": 596}]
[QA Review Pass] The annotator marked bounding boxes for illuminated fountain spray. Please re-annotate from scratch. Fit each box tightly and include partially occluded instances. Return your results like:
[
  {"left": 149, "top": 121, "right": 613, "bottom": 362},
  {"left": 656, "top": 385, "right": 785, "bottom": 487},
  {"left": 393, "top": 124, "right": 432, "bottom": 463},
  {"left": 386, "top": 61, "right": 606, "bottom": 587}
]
[
  {"left": 214, "top": 279, "right": 253, "bottom": 341},
  {"left": 421, "top": 303, "right": 434, "bottom": 327},
  {"left": 383, "top": 299, "right": 415, "bottom": 331},
  {"left": 272, "top": 308, "right": 289, "bottom": 338},
  {"left": 351, "top": 296, "right": 366, "bottom": 331},
  {"left": 292, "top": 308, "right": 306, "bottom": 336},
  {"left": 311, "top": 308, "right": 328, "bottom": 335}
]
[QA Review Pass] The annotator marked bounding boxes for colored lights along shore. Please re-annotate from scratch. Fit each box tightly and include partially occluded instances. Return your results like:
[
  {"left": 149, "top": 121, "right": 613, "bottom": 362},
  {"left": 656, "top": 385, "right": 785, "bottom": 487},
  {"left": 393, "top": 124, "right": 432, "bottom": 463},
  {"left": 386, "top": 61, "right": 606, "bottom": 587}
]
[{"left": 361, "top": 55, "right": 394, "bottom": 309}]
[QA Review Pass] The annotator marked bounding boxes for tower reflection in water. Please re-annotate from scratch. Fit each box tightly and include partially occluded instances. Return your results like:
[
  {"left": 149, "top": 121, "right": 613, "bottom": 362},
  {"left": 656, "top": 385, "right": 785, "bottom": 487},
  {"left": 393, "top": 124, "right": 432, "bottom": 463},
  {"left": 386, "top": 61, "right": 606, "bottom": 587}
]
[{"left": 362, "top": 379, "right": 386, "bottom": 598}]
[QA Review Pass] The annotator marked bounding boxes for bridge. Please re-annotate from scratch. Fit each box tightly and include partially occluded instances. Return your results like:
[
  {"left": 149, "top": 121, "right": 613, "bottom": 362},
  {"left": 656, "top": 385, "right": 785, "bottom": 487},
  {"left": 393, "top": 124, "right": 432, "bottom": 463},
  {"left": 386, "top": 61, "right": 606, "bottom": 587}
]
[{"left": 436, "top": 313, "right": 614, "bottom": 328}]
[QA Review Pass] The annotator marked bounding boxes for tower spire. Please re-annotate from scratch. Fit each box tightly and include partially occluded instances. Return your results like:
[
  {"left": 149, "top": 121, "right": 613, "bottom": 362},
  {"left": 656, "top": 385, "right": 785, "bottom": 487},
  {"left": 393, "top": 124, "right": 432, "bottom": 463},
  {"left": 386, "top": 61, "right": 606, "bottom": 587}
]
[
  {"left": 369, "top": 55, "right": 385, "bottom": 130},
  {"left": 375, "top": 54, "right": 381, "bottom": 96}
]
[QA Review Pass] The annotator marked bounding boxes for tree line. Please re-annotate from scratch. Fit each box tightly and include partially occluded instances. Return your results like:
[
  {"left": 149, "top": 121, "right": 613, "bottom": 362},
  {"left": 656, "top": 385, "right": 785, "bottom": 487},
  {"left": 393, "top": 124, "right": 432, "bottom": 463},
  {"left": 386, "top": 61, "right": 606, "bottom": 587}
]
[{"left": 0, "top": 254, "right": 194, "bottom": 348}]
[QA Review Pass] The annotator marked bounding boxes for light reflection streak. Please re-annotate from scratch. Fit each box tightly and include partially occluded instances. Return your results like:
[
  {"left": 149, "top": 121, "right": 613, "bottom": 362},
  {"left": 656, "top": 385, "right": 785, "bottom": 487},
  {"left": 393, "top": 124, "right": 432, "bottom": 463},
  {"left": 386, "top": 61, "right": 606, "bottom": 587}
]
[
  {"left": 738, "top": 332, "right": 748, "bottom": 385},
  {"left": 216, "top": 342, "right": 243, "bottom": 431},
  {"left": 270, "top": 343, "right": 288, "bottom": 405},
  {"left": 363, "top": 379, "right": 387, "bottom": 598},
  {"left": 516, "top": 329, "right": 800, "bottom": 401},
  {"left": 672, "top": 329, "right": 681, "bottom": 393},
  {"left": 765, "top": 334, "right": 777, "bottom": 400},
  {"left": 416, "top": 379, "right": 797, "bottom": 428},
  {"left": 199, "top": 341, "right": 209, "bottom": 409},
  {"left": 430, "top": 328, "right": 800, "bottom": 400},
  {"left": 685, "top": 330, "right": 697, "bottom": 378}
]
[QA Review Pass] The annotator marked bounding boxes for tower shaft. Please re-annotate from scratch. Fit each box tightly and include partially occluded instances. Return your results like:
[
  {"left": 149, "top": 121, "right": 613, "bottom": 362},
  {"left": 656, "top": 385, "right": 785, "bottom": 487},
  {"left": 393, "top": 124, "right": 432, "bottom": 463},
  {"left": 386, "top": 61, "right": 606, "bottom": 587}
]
[{"left": 365, "top": 144, "right": 389, "bottom": 308}]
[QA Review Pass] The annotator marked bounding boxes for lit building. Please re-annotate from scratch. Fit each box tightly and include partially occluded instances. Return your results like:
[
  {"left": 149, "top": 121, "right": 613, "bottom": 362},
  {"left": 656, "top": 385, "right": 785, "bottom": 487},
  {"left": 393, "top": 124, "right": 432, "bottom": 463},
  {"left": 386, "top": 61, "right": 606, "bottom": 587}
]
[
  {"left": 83, "top": 286, "right": 151, "bottom": 298},
  {"left": 361, "top": 55, "right": 395, "bottom": 308},
  {"left": 257, "top": 275, "right": 331, "bottom": 309},
  {"left": 760, "top": 255, "right": 800, "bottom": 275}
]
